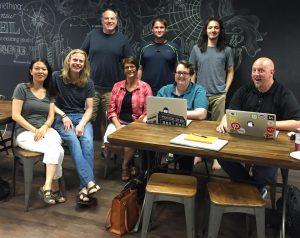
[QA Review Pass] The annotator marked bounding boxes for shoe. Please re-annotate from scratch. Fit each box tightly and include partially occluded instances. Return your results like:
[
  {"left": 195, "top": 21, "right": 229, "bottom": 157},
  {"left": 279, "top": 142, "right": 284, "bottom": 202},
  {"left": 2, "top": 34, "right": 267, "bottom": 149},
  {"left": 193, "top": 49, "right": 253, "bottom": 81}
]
[
  {"left": 87, "top": 184, "right": 101, "bottom": 196},
  {"left": 260, "top": 187, "right": 268, "bottom": 199},
  {"left": 165, "top": 153, "right": 174, "bottom": 162},
  {"left": 52, "top": 190, "right": 66, "bottom": 203},
  {"left": 38, "top": 187, "right": 56, "bottom": 205},
  {"left": 77, "top": 191, "right": 90, "bottom": 206}
]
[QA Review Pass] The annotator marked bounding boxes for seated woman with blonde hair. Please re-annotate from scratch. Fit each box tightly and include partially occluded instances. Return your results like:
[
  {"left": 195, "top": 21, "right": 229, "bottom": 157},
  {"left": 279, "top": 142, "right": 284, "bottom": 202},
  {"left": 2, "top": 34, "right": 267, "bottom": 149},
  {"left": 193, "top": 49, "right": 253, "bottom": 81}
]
[
  {"left": 104, "top": 56, "right": 153, "bottom": 181},
  {"left": 52, "top": 49, "right": 101, "bottom": 206}
]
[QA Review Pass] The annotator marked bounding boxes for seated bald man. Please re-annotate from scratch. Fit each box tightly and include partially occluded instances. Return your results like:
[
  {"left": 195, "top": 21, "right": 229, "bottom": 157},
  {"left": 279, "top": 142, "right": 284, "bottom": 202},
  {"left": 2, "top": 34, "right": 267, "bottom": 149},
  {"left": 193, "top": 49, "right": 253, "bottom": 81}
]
[{"left": 216, "top": 57, "right": 300, "bottom": 197}]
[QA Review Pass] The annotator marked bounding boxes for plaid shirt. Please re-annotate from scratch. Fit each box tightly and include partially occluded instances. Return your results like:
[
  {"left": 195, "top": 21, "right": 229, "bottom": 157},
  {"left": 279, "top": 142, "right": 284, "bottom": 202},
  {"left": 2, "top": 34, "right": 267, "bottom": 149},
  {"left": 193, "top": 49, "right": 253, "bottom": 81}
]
[{"left": 108, "top": 80, "right": 153, "bottom": 122}]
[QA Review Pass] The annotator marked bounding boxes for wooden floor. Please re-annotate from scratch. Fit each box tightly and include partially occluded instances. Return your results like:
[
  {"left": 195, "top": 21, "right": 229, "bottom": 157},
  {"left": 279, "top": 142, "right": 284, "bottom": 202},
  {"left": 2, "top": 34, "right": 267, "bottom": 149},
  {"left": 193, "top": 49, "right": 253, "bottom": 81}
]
[{"left": 0, "top": 141, "right": 299, "bottom": 238}]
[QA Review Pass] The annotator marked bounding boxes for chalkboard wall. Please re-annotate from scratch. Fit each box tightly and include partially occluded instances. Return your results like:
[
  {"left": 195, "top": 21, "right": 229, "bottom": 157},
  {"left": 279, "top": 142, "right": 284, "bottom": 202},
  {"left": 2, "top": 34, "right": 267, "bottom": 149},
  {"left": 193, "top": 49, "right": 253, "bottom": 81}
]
[{"left": 0, "top": 0, "right": 299, "bottom": 104}]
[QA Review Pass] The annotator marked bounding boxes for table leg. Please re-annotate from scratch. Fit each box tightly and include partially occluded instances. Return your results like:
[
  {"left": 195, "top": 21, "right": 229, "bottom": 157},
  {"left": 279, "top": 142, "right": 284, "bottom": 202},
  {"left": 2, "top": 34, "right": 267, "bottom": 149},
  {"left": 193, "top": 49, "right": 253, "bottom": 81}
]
[{"left": 280, "top": 168, "right": 289, "bottom": 238}]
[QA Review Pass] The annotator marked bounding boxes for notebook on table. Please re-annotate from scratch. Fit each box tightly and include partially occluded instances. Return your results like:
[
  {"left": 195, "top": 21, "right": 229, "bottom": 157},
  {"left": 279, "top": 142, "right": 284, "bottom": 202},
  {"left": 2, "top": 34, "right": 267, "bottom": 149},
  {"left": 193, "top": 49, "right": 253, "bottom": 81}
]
[
  {"left": 146, "top": 96, "right": 192, "bottom": 127},
  {"left": 226, "top": 109, "right": 277, "bottom": 139}
]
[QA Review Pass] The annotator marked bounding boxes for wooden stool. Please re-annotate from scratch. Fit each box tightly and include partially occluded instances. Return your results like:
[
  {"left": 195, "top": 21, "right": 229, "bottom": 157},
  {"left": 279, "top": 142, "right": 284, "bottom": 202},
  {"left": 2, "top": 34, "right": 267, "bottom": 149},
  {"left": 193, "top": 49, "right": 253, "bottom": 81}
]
[
  {"left": 141, "top": 173, "right": 197, "bottom": 238},
  {"left": 207, "top": 181, "right": 265, "bottom": 238}
]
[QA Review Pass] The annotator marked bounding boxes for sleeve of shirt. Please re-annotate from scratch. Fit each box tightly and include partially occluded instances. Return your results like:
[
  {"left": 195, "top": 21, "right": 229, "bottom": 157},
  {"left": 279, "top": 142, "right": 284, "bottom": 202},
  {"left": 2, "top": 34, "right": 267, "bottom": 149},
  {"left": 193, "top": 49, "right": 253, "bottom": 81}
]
[
  {"left": 280, "top": 88, "right": 300, "bottom": 120},
  {"left": 226, "top": 46, "right": 234, "bottom": 68},
  {"left": 87, "top": 80, "right": 95, "bottom": 98},
  {"left": 12, "top": 83, "right": 26, "bottom": 100},
  {"left": 157, "top": 86, "right": 167, "bottom": 97},
  {"left": 228, "top": 86, "right": 247, "bottom": 110},
  {"left": 142, "top": 83, "right": 153, "bottom": 115},
  {"left": 138, "top": 44, "right": 145, "bottom": 66},
  {"left": 173, "top": 42, "right": 183, "bottom": 62},
  {"left": 189, "top": 45, "right": 197, "bottom": 65},
  {"left": 193, "top": 85, "right": 208, "bottom": 109},
  {"left": 80, "top": 32, "right": 91, "bottom": 53},
  {"left": 123, "top": 37, "right": 133, "bottom": 57}
]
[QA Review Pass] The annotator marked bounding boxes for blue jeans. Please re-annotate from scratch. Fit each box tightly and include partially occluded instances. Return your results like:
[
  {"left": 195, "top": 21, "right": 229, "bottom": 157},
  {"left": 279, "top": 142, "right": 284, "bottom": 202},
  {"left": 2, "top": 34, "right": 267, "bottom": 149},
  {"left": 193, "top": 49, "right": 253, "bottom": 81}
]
[
  {"left": 54, "top": 113, "right": 95, "bottom": 189},
  {"left": 218, "top": 159, "right": 278, "bottom": 190}
]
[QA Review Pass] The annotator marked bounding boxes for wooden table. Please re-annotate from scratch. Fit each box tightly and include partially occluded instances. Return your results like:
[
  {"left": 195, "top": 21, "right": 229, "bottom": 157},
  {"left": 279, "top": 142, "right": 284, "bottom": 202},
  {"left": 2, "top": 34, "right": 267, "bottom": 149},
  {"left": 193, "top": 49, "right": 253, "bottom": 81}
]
[
  {"left": 108, "top": 120, "right": 299, "bottom": 238},
  {"left": 0, "top": 100, "right": 13, "bottom": 153}
]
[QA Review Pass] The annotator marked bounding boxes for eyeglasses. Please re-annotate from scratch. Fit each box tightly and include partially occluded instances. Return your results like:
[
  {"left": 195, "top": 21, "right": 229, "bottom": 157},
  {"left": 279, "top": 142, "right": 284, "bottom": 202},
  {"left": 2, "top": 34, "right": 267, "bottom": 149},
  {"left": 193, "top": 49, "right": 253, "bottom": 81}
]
[{"left": 175, "top": 72, "right": 190, "bottom": 77}]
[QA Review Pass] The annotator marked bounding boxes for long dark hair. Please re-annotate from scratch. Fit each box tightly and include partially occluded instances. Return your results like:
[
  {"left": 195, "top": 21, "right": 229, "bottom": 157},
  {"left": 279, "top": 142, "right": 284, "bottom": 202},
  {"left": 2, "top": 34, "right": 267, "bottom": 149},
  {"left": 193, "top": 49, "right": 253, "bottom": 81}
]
[
  {"left": 197, "top": 17, "right": 227, "bottom": 52},
  {"left": 28, "top": 58, "right": 55, "bottom": 97}
]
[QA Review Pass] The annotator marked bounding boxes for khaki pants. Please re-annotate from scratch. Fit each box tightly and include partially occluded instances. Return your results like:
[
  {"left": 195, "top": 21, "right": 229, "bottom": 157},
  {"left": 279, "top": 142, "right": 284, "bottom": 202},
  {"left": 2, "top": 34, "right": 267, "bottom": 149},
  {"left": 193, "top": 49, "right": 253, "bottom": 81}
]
[
  {"left": 92, "top": 89, "right": 112, "bottom": 122},
  {"left": 208, "top": 95, "right": 226, "bottom": 122}
]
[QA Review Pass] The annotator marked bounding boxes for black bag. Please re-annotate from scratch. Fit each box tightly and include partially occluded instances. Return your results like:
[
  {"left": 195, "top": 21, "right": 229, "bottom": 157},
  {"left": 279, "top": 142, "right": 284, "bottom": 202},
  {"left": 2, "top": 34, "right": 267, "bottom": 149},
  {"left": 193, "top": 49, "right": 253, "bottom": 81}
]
[
  {"left": 0, "top": 177, "right": 10, "bottom": 200},
  {"left": 276, "top": 185, "right": 300, "bottom": 238},
  {"left": 123, "top": 171, "right": 147, "bottom": 204}
]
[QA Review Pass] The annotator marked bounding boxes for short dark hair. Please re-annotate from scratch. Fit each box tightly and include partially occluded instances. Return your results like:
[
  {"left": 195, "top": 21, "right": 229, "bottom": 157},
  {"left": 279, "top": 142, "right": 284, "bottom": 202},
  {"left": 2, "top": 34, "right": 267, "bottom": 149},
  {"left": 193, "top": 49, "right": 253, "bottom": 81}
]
[
  {"left": 151, "top": 16, "right": 167, "bottom": 28},
  {"left": 176, "top": 60, "right": 195, "bottom": 76},
  {"left": 101, "top": 7, "right": 118, "bottom": 17},
  {"left": 121, "top": 56, "right": 139, "bottom": 69}
]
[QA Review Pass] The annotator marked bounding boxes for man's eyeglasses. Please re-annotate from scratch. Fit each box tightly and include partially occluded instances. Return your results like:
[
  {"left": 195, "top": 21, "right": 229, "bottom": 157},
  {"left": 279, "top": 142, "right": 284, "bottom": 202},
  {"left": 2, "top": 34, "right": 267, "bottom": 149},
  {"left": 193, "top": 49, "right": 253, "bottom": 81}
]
[{"left": 175, "top": 72, "right": 190, "bottom": 77}]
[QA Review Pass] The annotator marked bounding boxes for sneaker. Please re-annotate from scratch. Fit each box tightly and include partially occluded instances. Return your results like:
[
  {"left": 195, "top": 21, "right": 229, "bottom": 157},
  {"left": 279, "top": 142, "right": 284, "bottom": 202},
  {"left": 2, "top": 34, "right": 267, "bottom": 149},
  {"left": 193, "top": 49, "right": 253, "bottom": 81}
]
[
  {"left": 260, "top": 187, "right": 268, "bottom": 199},
  {"left": 165, "top": 153, "right": 174, "bottom": 162}
]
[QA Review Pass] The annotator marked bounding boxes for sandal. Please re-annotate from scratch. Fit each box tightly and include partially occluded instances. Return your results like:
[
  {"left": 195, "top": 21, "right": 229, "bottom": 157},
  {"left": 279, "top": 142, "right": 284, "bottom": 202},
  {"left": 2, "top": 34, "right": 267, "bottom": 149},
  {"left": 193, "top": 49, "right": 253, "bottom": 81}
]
[
  {"left": 77, "top": 191, "right": 90, "bottom": 206},
  {"left": 87, "top": 184, "right": 101, "bottom": 196},
  {"left": 38, "top": 187, "right": 56, "bottom": 205},
  {"left": 52, "top": 190, "right": 66, "bottom": 203},
  {"left": 121, "top": 167, "right": 131, "bottom": 182}
]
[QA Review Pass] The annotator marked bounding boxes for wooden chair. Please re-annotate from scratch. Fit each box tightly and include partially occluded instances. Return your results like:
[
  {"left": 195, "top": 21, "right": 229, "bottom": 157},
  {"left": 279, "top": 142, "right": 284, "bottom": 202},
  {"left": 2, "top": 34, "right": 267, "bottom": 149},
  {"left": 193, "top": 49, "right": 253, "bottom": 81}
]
[
  {"left": 11, "top": 122, "right": 65, "bottom": 211},
  {"left": 141, "top": 173, "right": 197, "bottom": 238},
  {"left": 206, "top": 181, "right": 265, "bottom": 238}
]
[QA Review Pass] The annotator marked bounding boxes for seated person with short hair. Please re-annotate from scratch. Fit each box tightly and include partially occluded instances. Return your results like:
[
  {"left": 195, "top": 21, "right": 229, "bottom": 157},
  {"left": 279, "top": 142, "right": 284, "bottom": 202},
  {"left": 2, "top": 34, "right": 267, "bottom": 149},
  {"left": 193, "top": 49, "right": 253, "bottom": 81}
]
[
  {"left": 104, "top": 56, "right": 153, "bottom": 181},
  {"left": 216, "top": 57, "right": 300, "bottom": 196},
  {"left": 157, "top": 60, "right": 208, "bottom": 172}
]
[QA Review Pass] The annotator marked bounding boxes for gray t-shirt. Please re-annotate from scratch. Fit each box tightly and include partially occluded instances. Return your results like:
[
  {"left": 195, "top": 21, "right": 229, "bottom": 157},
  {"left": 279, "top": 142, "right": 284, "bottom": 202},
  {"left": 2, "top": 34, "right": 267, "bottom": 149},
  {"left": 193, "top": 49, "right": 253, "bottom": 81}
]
[
  {"left": 189, "top": 45, "right": 234, "bottom": 96},
  {"left": 12, "top": 83, "right": 53, "bottom": 136}
]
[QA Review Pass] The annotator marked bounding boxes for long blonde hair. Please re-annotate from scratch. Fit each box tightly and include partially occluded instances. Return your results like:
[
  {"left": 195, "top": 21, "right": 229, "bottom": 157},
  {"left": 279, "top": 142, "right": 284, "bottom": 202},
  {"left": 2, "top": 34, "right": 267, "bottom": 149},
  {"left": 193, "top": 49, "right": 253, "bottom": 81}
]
[{"left": 61, "top": 49, "right": 90, "bottom": 88}]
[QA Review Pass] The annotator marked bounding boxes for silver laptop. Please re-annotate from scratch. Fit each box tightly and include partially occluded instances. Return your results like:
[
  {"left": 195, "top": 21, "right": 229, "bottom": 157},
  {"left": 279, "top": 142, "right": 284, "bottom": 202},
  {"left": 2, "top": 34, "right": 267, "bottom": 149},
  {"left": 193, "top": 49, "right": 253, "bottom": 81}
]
[
  {"left": 226, "top": 109, "right": 276, "bottom": 139},
  {"left": 146, "top": 96, "right": 192, "bottom": 127}
]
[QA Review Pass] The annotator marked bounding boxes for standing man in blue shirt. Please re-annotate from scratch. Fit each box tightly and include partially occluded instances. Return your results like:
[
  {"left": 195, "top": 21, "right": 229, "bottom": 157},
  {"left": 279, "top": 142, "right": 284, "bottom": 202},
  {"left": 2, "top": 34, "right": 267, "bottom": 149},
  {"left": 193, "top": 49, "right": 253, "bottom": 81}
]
[
  {"left": 81, "top": 7, "right": 133, "bottom": 139},
  {"left": 138, "top": 16, "right": 182, "bottom": 95}
]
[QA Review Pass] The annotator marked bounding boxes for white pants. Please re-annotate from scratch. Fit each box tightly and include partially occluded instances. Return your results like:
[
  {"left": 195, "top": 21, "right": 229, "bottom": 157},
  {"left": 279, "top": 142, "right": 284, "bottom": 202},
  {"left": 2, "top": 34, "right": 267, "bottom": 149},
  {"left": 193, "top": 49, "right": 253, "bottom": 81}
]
[
  {"left": 103, "top": 123, "right": 125, "bottom": 144},
  {"left": 16, "top": 129, "right": 64, "bottom": 179}
]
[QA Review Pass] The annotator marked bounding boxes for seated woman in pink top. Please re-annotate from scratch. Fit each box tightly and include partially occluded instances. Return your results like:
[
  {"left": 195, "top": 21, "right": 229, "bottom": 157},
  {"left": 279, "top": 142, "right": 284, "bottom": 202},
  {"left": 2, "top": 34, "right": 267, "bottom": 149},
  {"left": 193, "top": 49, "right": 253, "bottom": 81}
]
[{"left": 103, "top": 56, "right": 153, "bottom": 181}]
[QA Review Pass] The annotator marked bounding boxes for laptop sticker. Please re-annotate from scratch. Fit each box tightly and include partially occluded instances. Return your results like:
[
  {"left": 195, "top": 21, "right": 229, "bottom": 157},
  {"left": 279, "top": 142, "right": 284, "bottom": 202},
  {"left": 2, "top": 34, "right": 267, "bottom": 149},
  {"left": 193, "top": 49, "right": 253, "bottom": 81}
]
[
  {"left": 268, "top": 115, "right": 276, "bottom": 120},
  {"left": 230, "top": 122, "right": 241, "bottom": 130},
  {"left": 251, "top": 114, "right": 258, "bottom": 120}
]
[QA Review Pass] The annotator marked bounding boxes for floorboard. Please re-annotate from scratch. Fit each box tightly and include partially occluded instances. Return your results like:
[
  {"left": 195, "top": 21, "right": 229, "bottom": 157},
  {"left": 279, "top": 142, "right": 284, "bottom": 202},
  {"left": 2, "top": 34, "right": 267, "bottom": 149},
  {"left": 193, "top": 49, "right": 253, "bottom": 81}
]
[{"left": 0, "top": 141, "right": 299, "bottom": 238}]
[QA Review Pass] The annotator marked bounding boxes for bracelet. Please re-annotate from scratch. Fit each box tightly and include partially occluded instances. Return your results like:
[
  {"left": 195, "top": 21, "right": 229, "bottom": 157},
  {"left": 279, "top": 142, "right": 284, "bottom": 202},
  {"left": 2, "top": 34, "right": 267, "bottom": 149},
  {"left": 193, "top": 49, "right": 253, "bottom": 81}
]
[
  {"left": 43, "top": 123, "right": 50, "bottom": 127},
  {"left": 61, "top": 114, "right": 67, "bottom": 119}
]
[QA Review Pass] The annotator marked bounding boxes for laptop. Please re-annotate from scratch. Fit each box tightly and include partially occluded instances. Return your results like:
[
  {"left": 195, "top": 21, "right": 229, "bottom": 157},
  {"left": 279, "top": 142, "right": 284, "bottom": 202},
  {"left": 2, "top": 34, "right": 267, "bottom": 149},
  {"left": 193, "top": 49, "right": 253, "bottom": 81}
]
[
  {"left": 146, "top": 96, "right": 192, "bottom": 127},
  {"left": 226, "top": 109, "right": 277, "bottom": 139}
]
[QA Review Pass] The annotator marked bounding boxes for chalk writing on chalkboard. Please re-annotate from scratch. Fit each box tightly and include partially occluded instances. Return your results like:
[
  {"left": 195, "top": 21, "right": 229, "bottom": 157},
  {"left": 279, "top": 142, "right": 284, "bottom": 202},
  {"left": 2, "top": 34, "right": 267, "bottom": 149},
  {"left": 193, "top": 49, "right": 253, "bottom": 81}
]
[{"left": 0, "top": 0, "right": 265, "bottom": 71}]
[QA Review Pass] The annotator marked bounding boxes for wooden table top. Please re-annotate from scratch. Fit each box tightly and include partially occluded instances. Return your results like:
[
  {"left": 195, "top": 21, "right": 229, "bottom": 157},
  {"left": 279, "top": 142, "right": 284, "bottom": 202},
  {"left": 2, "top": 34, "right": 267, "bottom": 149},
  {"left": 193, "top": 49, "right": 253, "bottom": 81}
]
[
  {"left": 0, "top": 100, "right": 12, "bottom": 124},
  {"left": 108, "top": 120, "right": 300, "bottom": 170}
]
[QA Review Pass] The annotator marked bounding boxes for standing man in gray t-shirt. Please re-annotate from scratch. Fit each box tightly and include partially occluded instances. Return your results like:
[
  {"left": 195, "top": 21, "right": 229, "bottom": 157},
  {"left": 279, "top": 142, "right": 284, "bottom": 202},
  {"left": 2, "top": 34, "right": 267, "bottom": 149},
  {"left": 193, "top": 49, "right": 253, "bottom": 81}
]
[{"left": 189, "top": 17, "right": 234, "bottom": 170}]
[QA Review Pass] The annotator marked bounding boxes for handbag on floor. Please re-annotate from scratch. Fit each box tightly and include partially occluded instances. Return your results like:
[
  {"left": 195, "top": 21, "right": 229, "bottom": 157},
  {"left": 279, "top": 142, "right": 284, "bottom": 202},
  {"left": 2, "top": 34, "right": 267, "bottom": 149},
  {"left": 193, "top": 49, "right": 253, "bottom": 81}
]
[{"left": 106, "top": 188, "right": 140, "bottom": 236}]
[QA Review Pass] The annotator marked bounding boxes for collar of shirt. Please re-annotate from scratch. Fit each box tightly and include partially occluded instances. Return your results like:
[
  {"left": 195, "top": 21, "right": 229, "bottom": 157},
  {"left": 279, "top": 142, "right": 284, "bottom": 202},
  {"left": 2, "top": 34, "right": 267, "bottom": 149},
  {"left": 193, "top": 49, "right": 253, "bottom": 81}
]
[{"left": 171, "top": 82, "right": 193, "bottom": 97}]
